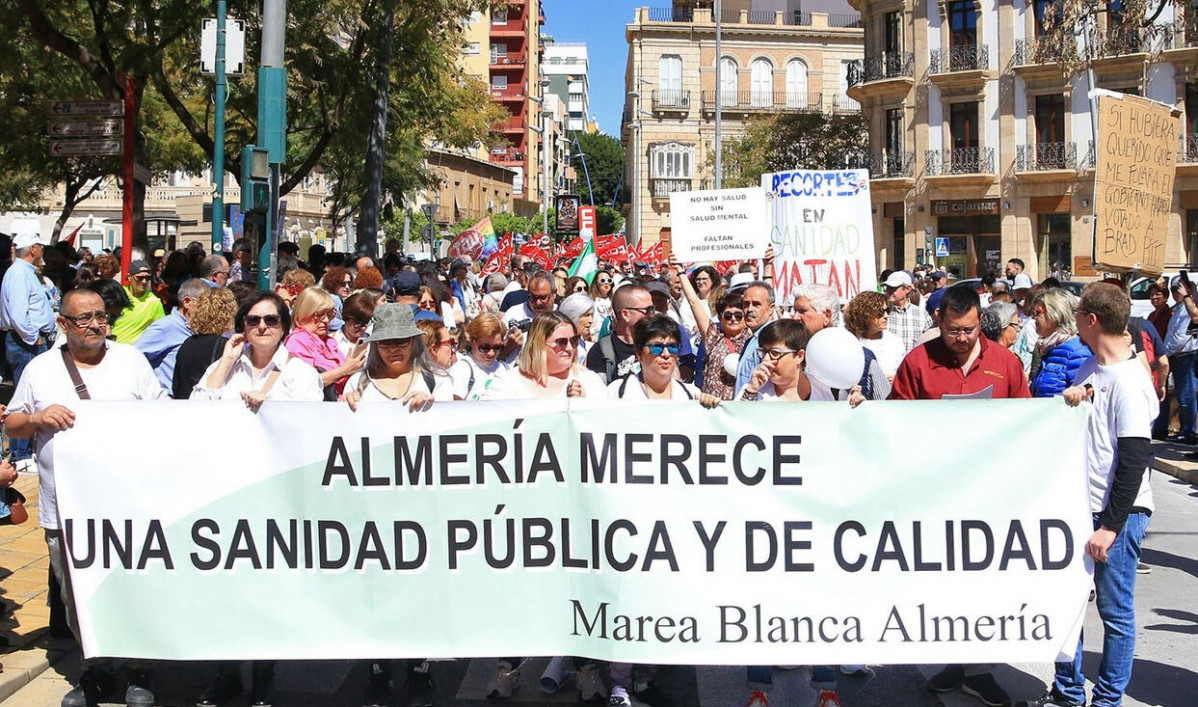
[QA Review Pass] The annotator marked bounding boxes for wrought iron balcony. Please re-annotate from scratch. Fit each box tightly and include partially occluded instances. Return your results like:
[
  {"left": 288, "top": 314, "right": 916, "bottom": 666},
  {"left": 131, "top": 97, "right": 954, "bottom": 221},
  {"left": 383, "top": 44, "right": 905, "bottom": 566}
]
[
  {"left": 868, "top": 151, "right": 916, "bottom": 178},
  {"left": 700, "top": 91, "right": 824, "bottom": 112},
  {"left": 647, "top": 6, "right": 693, "bottom": 22},
  {"left": 651, "top": 89, "right": 691, "bottom": 112},
  {"left": 1016, "top": 142, "right": 1077, "bottom": 171},
  {"left": 1099, "top": 25, "right": 1173, "bottom": 56},
  {"left": 1180, "top": 134, "right": 1198, "bottom": 163},
  {"left": 847, "top": 52, "right": 915, "bottom": 88},
  {"left": 651, "top": 178, "right": 692, "bottom": 198},
  {"left": 925, "top": 147, "right": 995, "bottom": 176},
  {"left": 929, "top": 44, "right": 989, "bottom": 73},
  {"left": 1013, "top": 37, "right": 1068, "bottom": 66}
]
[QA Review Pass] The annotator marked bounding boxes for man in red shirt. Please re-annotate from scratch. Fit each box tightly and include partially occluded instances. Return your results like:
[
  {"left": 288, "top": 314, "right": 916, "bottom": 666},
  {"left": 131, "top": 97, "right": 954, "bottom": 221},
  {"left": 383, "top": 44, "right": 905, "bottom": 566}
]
[
  {"left": 890, "top": 283, "right": 1030, "bottom": 401},
  {"left": 889, "top": 283, "right": 1028, "bottom": 707}
]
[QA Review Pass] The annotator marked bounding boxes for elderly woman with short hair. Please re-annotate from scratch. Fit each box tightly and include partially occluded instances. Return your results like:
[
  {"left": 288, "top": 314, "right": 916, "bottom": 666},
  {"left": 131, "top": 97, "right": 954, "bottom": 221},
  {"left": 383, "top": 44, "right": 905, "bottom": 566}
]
[
  {"left": 285, "top": 287, "right": 365, "bottom": 398},
  {"left": 981, "top": 301, "right": 1021, "bottom": 350},
  {"left": 1028, "top": 288, "right": 1091, "bottom": 397}
]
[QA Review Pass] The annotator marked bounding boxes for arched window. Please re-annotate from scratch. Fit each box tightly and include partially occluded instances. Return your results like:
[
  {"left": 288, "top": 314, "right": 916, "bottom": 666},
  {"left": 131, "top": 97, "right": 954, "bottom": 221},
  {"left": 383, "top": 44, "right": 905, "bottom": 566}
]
[
  {"left": 785, "top": 59, "right": 809, "bottom": 109},
  {"left": 719, "top": 57, "right": 737, "bottom": 106},
  {"left": 751, "top": 59, "right": 773, "bottom": 107}
]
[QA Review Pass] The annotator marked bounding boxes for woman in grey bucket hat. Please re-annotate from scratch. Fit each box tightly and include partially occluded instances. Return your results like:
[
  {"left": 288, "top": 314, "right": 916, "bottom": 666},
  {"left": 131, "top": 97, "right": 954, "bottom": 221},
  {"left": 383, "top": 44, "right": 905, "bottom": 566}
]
[{"left": 341, "top": 304, "right": 452, "bottom": 411}]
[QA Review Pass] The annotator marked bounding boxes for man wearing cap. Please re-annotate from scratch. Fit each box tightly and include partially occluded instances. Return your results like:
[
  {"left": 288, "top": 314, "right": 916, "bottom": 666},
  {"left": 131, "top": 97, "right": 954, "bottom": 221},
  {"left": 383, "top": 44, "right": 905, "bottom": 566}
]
[
  {"left": 0, "top": 228, "right": 57, "bottom": 467},
  {"left": 883, "top": 271, "right": 932, "bottom": 354},
  {"left": 110, "top": 260, "right": 166, "bottom": 344},
  {"left": 391, "top": 271, "right": 441, "bottom": 323}
]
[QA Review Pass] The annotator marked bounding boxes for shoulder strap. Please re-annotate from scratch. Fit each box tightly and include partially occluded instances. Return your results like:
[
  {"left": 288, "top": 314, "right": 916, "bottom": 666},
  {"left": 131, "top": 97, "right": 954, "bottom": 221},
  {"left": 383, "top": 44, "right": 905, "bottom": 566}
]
[
  {"left": 423, "top": 370, "right": 436, "bottom": 393},
  {"left": 678, "top": 380, "right": 694, "bottom": 399},
  {"left": 61, "top": 347, "right": 91, "bottom": 400},
  {"left": 600, "top": 335, "right": 617, "bottom": 382}
]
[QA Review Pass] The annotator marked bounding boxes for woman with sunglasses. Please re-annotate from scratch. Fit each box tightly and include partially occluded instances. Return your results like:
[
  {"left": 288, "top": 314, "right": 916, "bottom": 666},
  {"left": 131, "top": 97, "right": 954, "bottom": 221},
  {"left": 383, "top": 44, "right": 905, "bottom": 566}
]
[
  {"left": 417, "top": 319, "right": 458, "bottom": 371},
  {"left": 608, "top": 314, "right": 720, "bottom": 407},
  {"left": 451, "top": 313, "right": 511, "bottom": 401},
  {"left": 587, "top": 270, "right": 615, "bottom": 337},
  {"left": 193, "top": 291, "right": 324, "bottom": 407},
  {"left": 285, "top": 287, "right": 366, "bottom": 399},
  {"left": 565, "top": 276, "right": 589, "bottom": 296},
  {"left": 558, "top": 292, "right": 596, "bottom": 356},
  {"left": 843, "top": 291, "right": 904, "bottom": 381},
  {"left": 699, "top": 292, "right": 751, "bottom": 400},
  {"left": 483, "top": 311, "right": 606, "bottom": 400},
  {"left": 342, "top": 303, "right": 452, "bottom": 412}
]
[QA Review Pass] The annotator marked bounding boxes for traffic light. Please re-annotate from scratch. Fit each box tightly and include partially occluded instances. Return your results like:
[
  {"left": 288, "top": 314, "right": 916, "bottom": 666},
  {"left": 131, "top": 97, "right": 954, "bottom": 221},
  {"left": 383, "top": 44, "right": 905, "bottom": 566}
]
[{"left": 240, "top": 146, "right": 270, "bottom": 214}]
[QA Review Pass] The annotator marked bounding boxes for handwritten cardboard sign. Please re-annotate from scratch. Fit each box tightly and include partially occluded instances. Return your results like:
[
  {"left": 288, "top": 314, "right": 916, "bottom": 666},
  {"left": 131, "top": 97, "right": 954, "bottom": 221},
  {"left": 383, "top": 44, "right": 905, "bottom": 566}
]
[{"left": 1092, "top": 93, "right": 1177, "bottom": 276}]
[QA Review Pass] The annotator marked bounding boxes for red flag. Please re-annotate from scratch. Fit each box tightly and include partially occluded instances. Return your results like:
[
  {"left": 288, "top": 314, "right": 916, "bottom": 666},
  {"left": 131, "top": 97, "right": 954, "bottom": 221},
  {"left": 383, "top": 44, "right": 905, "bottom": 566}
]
[
  {"left": 519, "top": 242, "right": 553, "bottom": 270},
  {"left": 594, "top": 234, "right": 629, "bottom": 263},
  {"left": 635, "top": 242, "right": 665, "bottom": 266},
  {"left": 480, "top": 233, "right": 514, "bottom": 276},
  {"left": 62, "top": 223, "right": 83, "bottom": 246},
  {"left": 563, "top": 235, "right": 586, "bottom": 259}
]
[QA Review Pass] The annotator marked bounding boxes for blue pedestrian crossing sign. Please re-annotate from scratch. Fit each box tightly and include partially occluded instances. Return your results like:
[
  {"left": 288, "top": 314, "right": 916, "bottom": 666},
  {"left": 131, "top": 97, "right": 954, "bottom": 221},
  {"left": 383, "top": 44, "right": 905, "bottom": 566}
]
[{"left": 935, "top": 237, "right": 949, "bottom": 257}]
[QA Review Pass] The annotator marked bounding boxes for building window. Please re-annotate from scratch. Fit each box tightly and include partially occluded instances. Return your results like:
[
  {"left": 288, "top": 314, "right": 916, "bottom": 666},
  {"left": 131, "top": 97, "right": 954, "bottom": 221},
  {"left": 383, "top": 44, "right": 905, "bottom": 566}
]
[
  {"left": 719, "top": 57, "right": 738, "bottom": 106},
  {"left": 490, "top": 43, "right": 507, "bottom": 62},
  {"left": 884, "top": 11, "right": 902, "bottom": 54},
  {"left": 491, "top": 75, "right": 508, "bottom": 92},
  {"left": 1033, "top": 0, "right": 1062, "bottom": 34},
  {"left": 949, "top": 102, "right": 978, "bottom": 149},
  {"left": 492, "top": 10, "right": 507, "bottom": 24},
  {"left": 784, "top": 60, "right": 809, "bottom": 110},
  {"left": 463, "top": 42, "right": 480, "bottom": 55},
  {"left": 1037, "top": 213, "right": 1072, "bottom": 280},
  {"left": 649, "top": 141, "right": 694, "bottom": 197},
  {"left": 948, "top": 1, "right": 977, "bottom": 48},
  {"left": 839, "top": 61, "right": 860, "bottom": 110},
  {"left": 750, "top": 59, "right": 773, "bottom": 107},
  {"left": 659, "top": 55, "right": 682, "bottom": 105},
  {"left": 1035, "top": 94, "right": 1066, "bottom": 144},
  {"left": 886, "top": 108, "right": 904, "bottom": 155}
]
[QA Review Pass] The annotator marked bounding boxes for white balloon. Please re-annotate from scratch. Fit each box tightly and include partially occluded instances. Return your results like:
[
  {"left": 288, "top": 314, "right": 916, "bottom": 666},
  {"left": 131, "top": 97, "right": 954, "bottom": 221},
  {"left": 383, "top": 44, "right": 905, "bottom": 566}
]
[
  {"left": 805, "top": 327, "right": 865, "bottom": 389},
  {"left": 722, "top": 352, "right": 741, "bottom": 377}
]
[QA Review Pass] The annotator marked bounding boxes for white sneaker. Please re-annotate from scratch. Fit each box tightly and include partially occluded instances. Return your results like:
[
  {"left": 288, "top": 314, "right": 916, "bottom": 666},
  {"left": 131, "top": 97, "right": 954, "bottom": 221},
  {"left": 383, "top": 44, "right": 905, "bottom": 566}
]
[
  {"left": 486, "top": 660, "right": 519, "bottom": 699},
  {"left": 576, "top": 664, "right": 605, "bottom": 702},
  {"left": 608, "top": 686, "right": 632, "bottom": 707}
]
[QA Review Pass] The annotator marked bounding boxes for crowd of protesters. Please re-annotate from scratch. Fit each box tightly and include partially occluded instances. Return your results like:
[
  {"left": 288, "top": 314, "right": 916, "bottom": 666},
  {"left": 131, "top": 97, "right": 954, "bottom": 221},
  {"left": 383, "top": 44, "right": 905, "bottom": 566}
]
[{"left": 0, "top": 227, "right": 1166, "bottom": 707}]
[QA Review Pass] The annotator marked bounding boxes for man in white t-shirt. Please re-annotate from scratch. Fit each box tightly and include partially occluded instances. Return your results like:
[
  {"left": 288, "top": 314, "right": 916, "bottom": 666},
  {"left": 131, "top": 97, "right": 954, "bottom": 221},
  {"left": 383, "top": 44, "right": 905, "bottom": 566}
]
[
  {"left": 1023, "top": 282, "right": 1156, "bottom": 707},
  {"left": 4, "top": 289, "right": 166, "bottom": 707}
]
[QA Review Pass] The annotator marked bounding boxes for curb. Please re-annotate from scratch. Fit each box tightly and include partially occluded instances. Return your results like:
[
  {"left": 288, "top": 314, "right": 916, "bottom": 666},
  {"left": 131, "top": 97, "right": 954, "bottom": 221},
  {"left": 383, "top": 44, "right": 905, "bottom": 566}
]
[
  {"left": 0, "top": 645, "right": 54, "bottom": 702},
  {"left": 1154, "top": 458, "right": 1198, "bottom": 486}
]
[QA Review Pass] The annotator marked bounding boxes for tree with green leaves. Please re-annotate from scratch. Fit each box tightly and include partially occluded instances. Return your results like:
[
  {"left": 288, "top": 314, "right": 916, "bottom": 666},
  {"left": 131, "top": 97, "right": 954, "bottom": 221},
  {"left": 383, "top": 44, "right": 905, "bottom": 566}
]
[
  {"left": 717, "top": 111, "right": 869, "bottom": 188},
  {"left": 569, "top": 132, "right": 626, "bottom": 207}
]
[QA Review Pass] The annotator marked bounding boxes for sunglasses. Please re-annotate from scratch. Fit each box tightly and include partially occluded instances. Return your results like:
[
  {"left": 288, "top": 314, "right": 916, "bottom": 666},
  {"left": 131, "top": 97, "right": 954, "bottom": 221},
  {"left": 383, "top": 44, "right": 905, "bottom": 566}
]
[
  {"left": 764, "top": 348, "right": 798, "bottom": 360},
  {"left": 476, "top": 344, "right": 504, "bottom": 354},
  {"left": 244, "top": 314, "right": 282, "bottom": 328},
  {"left": 721, "top": 311, "right": 744, "bottom": 321},
  {"left": 437, "top": 338, "right": 458, "bottom": 349},
  {"left": 644, "top": 343, "right": 680, "bottom": 356},
  {"left": 597, "top": 278, "right": 612, "bottom": 284},
  {"left": 548, "top": 335, "right": 580, "bottom": 350},
  {"left": 131, "top": 275, "right": 151, "bottom": 283}
]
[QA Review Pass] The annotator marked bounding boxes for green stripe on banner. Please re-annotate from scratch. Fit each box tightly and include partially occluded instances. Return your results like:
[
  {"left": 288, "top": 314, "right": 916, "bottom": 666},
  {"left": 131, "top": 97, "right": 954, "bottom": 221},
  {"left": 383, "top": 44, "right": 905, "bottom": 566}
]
[{"left": 54, "top": 399, "right": 1091, "bottom": 663}]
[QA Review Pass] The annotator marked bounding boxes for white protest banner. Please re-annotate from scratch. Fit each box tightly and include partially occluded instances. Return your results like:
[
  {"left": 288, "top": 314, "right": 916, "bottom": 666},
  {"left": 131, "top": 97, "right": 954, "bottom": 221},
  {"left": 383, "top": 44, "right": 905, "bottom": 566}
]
[
  {"left": 669, "top": 187, "right": 769, "bottom": 262},
  {"left": 55, "top": 399, "right": 1091, "bottom": 664},
  {"left": 763, "top": 169, "right": 877, "bottom": 303}
]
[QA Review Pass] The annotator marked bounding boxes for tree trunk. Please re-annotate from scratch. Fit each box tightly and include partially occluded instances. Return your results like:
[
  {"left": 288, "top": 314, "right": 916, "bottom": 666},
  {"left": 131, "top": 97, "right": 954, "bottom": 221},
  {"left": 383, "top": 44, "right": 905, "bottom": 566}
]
[{"left": 357, "top": 0, "right": 396, "bottom": 258}]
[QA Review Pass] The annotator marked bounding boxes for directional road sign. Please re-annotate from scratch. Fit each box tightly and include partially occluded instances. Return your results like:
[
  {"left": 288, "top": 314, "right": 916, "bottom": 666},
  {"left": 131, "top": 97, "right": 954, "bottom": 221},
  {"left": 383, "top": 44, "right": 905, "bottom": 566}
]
[
  {"left": 50, "top": 139, "right": 123, "bottom": 157},
  {"left": 49, "top": 119, "right": 123, "bottom": 137},
  {"left": 49, "top": 101, "right": 124, "bottom": 117}
]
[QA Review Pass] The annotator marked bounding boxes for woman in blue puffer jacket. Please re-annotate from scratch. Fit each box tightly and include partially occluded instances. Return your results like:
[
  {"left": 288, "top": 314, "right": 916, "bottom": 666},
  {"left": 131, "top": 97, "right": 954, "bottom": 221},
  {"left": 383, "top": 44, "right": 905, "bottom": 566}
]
[{"left": 1029, "top": 288, "right": 1092, "bottom": 397}]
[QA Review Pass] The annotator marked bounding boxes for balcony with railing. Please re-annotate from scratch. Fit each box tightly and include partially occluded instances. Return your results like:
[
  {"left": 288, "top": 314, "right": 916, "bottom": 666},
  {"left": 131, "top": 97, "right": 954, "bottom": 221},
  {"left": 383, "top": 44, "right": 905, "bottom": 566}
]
[
  {"left": 651, "top": 178, "right": 692, "bottom": 198},
  {"left": 1179, "top": 134, "right": 1198, "bottom": 165},
  {"left": 489, "top": 14, "right": 527, "bottom": 36},
  {"left": 651, "top": 89, "right": 692, "bottom": 112},
  {"left": 490, "top": 87, "right": 526, "bottom": 102},
  {"left": 641, "top": 6, "right": 860, "bottom": 28},
  {"left": 494, "top": 116, "right": 525, "bottom": 133},
  {"left": 489, "top": 52, "right": 527, "bottom": 67},
  {"left": 1013, "top": 36, "right": 1068, "bottom": 68},
  {"left": 929, "top": 44, "right": 989, "bottom": 75},
  {"left": 489, "top": 147, "right": 524, "bottom": 163},
  {"left": 867, "top": 151, "right": 916, "bottom": 179},
  {"left": 925, "top": 147, "right": 995, "bottom": 177},
  {"left": 1098, "top": 24, "right": 1173, "bottom": 58},
  {"left": 1016, "top": 142, "right": 1077, "bottom": 173},
  {"left": 846, "top": 52, "right": 915, "bottom": 95},
  {"left": 700, "top": 91, "right": 824, "bottom": 113}
]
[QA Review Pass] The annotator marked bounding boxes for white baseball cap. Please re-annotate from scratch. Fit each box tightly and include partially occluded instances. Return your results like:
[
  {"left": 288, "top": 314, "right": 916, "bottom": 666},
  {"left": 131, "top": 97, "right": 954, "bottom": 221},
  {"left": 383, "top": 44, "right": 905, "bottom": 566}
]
[
  {"left": 12, "top": 230, "right": 49, "bottom": 250},
  {"left": 883, "top": 271, "right": 913, "bottom": 288}
]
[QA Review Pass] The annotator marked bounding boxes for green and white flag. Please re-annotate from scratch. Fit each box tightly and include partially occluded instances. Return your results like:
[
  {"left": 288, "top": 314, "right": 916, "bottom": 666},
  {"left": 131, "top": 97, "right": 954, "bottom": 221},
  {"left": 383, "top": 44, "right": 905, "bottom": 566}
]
[{"left": 568, "top": 238, "right": 598, "bottom": 284}]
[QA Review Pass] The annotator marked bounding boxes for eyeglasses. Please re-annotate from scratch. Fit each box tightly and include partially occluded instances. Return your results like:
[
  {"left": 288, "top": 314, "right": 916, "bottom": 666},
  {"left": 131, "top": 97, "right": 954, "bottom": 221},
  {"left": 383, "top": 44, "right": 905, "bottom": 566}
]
[
  {"left": 721, "top": 311, "right": 745, "bottom": 322},
  {"left": 376, "top": 338, "right": 413, "bottom": 350},
  {"left": 62, "top": 312, "right": 108, "bottom": 327},
  {"left": 341, "top": 279, "right": 353, "bottom": 287},
  {"left": 572, "top": 285, "right": 587, "bottom": 293},
  {"left": 476, "top": 344, "right": 504, "bottom": 354},
  {"left": 344, "top": 320, "right": 368, "bottom": 330},
  {"left": 213, "top": 271, "right": 230, "bottom": 278},
  {"left": 547, "top": 335, "right": 580, "bottom": 350},
  {"left": 620, "top": 306, "right": 656, "bottom": 315},
  {"left": 131, "top": 275, "right": 151, "bottom": 283},
  {"left": 943, "top": 326, "right": 979, "bottom": 337},
  {"left": 419, "top": 300, "right": 437, "bottom": 310},
  {"left": 764, "top": 348, "right": 798, "bottom": 360},
  {"left": 437, "top": 337, "right": 458, "bottom": 349},
  {"left": 644, "top": 342, "right": 680, "bottom": 356},
  {"left": 244, "top": 314, "right": 282, "bottom": 328},
  {"left": 1006, "top": 321, "right": 1022, "bottom": 330},
  {"left": 313, "top": 309, "right": 336, "bottom": 321},
  {"left": 530, "top": 292, "right": 554, "bottom": 302}
]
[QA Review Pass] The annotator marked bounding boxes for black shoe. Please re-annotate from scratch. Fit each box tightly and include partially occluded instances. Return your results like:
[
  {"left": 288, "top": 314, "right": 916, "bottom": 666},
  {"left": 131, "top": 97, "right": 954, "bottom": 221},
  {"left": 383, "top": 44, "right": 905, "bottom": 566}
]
[
  {"left": 927, "top": 664, "right": 965, "bottom": 693},
  {"left": 61, "top": 669, "right": 107, "bottom": 707},
  {"left": 1137, "top": 561, "right": 1152, "bottom": 574},
  {"left": 962, "top": 674, "right": 1011, "bottom": 706},
  {"left": 198, "top": 665, "right": 243, "bottom": 707},
  {"left": 1017, "top": 691, "right": 1084, "bottom": 707},
  {"left": 125, "top": 668, "right": 155, "bottom": 707},
  {"left": 361, "top": 662, "right": 392, "bottom": 707},
  {"left": 250, "top": 662, "right": 276, "bottom": 707},
  {"left": 406, "top": 663, "right": 435, "bottom": 707}
]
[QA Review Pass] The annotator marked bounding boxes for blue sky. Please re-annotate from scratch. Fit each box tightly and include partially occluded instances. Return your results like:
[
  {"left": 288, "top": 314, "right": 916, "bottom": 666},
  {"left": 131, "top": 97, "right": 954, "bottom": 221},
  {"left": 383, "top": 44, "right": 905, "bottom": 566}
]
[{"left": 543, "top": 0, "right": 643, "bottom": 136}]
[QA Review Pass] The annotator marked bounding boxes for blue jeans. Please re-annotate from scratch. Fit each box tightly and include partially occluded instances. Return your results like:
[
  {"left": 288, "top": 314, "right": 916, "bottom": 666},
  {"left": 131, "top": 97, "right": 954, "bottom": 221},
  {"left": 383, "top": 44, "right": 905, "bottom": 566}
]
[
  {"left": 1053, "top": 512, "right": 1149, "bottom": 707},
  {"left": 1171, "top": 351, "right": 1196, "bottom": 436},
  {"left": 746, "top": 665, "right": 837, "bottom": 691},
  {"left": 5, "top": 332, "right": 48, "bottom": 461}
]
